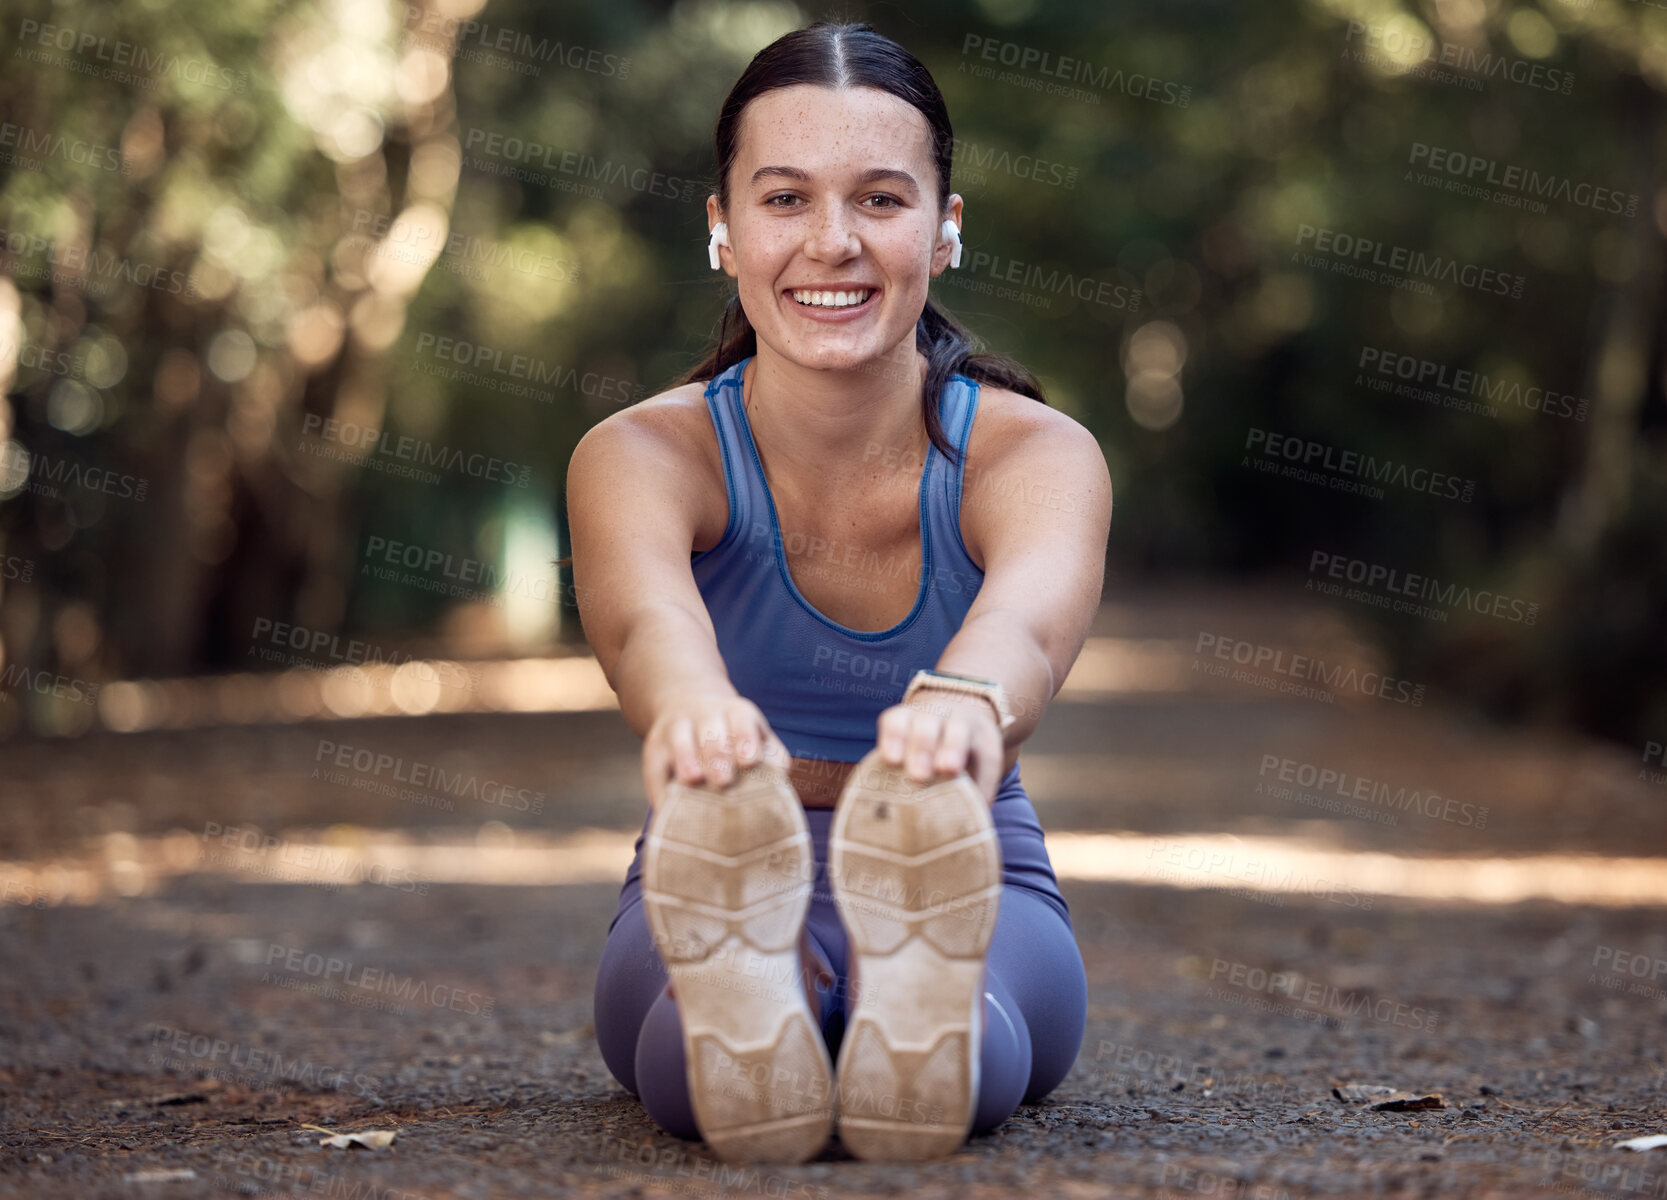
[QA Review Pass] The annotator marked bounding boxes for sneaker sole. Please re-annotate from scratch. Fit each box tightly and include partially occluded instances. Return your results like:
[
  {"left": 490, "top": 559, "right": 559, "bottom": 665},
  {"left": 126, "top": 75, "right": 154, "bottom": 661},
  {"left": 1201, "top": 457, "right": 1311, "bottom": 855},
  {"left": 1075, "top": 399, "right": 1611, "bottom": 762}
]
[
  {"left": 830, "top": 748, "right": 1002, "bottom": 1161},
  {"left": 640, "top": 760, "right": 834, "bottom": 1164}
]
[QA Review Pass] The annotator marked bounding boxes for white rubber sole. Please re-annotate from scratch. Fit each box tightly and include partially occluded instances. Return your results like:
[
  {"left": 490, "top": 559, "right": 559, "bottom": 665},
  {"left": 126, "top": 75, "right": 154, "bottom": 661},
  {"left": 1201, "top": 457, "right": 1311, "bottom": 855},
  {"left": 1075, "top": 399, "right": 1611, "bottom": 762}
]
[
  {"left": 829, "top": 748, "right": 1002, "bottom": 1161},
  {"left": 640, "top": 761, "right": 834, "bottom": 1164}
]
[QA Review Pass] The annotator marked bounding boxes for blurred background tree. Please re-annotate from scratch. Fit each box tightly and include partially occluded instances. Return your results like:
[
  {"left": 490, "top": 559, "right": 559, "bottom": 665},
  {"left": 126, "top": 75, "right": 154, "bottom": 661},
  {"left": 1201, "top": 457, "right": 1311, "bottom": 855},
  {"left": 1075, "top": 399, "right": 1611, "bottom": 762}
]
[{"left": 0, "top": 0, "right": 1663, "bottom": 750}]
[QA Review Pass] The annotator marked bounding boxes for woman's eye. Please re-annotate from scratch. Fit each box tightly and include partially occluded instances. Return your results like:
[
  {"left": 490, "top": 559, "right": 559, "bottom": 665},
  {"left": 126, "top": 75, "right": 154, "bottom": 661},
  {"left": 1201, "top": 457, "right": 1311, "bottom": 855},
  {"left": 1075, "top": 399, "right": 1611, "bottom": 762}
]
[{"left": 762, "top": 193, "right": 901, "bottom": 210}]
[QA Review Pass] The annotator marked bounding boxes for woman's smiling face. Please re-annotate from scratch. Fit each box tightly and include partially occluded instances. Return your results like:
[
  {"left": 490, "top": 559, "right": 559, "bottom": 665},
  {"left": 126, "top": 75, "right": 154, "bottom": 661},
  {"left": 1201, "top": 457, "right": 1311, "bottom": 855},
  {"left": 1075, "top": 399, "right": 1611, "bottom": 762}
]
[{"left": 711, "top": 84, "right": 961, "bottom": 374}]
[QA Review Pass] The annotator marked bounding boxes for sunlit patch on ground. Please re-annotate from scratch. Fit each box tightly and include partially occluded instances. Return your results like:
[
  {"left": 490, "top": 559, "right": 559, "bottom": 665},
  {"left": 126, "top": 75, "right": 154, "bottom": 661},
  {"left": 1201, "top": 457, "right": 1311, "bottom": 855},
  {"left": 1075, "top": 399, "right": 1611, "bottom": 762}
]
[{"left": 7, "top": 824, "right": 1666, "bottom": 909}]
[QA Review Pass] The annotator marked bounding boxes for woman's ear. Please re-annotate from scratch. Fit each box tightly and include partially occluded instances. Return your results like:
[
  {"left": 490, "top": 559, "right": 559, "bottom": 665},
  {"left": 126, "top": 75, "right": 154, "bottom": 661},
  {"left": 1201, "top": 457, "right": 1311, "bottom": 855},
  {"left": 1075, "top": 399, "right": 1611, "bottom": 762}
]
[
  {"left": 931, "top": 195, "right": 965, "bottom": 276},
  {"left": 707, "top": 194, "right": 732, "bottom": 275}
]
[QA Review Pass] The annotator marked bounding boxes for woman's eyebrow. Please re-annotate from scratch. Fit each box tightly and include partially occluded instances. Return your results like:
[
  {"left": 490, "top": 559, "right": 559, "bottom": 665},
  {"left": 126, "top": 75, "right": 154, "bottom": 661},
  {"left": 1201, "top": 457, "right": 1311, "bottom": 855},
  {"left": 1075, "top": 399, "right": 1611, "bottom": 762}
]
[
  {"left": 855, "top": 167, "right": 920, "bottom": 192},
  {"left": 748, "top": 165, "right": 921, "bottom": 193},
  {"left": 750, "top": 165, "right": 811, "bottom": 186}
]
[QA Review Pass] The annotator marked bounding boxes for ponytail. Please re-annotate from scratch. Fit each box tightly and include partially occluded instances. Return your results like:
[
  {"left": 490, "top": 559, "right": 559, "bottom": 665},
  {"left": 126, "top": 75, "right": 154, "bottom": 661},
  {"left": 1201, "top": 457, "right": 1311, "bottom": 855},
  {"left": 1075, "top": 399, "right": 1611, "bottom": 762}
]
[
  {"left": 674, "top": 294, "right": 756, "bottom": 396},
  {"left": 916, "top": 296, "right": 1047, "bottom": 468}
]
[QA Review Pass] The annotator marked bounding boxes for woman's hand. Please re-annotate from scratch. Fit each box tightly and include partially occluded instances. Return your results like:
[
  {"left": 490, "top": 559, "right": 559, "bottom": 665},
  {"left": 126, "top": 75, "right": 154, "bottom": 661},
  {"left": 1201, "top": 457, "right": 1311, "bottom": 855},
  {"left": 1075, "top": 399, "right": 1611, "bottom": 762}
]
[
  {"left": 876, "top": 689, "right": 1004, "bottom": 803},
  {"left": 642, "top": 692, "right": 792, "bottom": 809}
]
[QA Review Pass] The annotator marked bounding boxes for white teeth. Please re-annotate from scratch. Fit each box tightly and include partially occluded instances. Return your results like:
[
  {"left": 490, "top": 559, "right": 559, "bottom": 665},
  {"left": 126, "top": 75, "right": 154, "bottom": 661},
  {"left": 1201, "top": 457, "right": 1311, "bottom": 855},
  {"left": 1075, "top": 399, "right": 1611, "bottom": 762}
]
[{"left": 791, "top": 288, "right": 871, "bottom": 308}]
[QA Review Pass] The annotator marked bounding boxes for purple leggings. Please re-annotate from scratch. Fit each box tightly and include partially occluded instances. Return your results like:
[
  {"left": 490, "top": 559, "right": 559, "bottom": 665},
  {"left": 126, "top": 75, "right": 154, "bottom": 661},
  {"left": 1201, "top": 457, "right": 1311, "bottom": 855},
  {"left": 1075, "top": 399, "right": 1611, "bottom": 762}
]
[{"left": 592, "top": 763, "right": 1087, "bottom": 1139}]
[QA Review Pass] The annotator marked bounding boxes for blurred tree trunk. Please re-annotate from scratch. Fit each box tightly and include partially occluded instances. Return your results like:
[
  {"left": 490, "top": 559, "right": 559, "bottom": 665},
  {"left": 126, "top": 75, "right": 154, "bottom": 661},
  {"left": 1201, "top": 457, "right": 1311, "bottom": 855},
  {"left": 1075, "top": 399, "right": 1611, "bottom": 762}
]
[
  {"left": 1, "top": 0, "right": 469, "bottom": 706},
  {"left": 1552, "top": 75, "right": 1663, "bottom": 569}
]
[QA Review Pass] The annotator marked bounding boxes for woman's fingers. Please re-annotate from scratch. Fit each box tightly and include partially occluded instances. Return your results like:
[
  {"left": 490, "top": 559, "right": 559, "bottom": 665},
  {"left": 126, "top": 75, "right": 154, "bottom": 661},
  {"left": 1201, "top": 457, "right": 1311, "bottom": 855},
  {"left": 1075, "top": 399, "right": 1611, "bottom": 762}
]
[
  {"left": 877, "top": 705, "right": 911, "bottom": 768},
  {"left": 669, "top": 716, "right": 702, "bottom": 785},
  {"left": 696, "top": 712, "right": 733, "bottom": 788},
  {"left": 642, "top": 698, "right": 787, "bottom": 803},
  {"left": 733, "top": 707, "right": 780, "bottom": 769},
  {"left": 760, "top": 731, "right": 793, "bottom": 771},
  {"left": 903, "top": 707, "right": 944, "bottom": 781},
  {"left": 735, "top": 723, "right": 757, "bottom": 766},
  {"left": 880, "top": 702, "right": 946, "bottom": 780},
  {"left": 878, "top": 697, "right": 1003, "bottom": 799},
  {"left": 934, "top": 713, "right": 973, "bottom": 777}
]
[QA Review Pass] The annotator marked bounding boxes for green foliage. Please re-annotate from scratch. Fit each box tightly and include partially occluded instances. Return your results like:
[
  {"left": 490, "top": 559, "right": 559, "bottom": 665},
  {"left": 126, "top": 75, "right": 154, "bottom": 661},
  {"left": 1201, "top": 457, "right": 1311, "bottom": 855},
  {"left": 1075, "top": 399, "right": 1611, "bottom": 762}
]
[{"left": 1, "top": 0, "right": 1664, "bottom": 746}]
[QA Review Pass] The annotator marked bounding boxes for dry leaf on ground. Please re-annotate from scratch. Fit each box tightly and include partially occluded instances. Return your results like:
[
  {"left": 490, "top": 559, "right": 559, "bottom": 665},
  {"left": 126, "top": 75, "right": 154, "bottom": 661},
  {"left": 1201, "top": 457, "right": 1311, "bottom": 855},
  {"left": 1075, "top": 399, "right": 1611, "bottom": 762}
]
[
  {"left": 298, "top": 1123, "right": 398, "bottom": 1150},
  {"left": 1333, "top": 1083, "right": 1445, "bottom": 1111},
  {"left": 123, "top": 1168, "right": 199, "bottom": 1183},
  {"left": 1618, "top": 1134, "right": 1667, "bottom": 1152}
]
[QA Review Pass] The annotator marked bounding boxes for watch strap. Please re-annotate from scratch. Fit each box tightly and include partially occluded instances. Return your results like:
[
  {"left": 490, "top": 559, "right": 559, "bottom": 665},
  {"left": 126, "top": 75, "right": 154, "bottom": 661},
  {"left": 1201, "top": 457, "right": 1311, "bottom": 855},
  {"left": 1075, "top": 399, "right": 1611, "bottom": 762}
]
[{"left": 902, "top": 669, "right": 1016, "bottom": 733}]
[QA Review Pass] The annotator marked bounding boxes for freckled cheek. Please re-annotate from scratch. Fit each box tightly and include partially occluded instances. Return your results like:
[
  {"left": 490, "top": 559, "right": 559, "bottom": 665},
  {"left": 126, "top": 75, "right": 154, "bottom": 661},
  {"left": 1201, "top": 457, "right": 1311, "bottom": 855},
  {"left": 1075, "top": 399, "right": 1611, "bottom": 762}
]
[
  {"left": 732, "top": 260, "right": 793, "bottom": 312},
  {"left": 872, "top": 231, "right": 936, "bottom": 281},
  {"left": 732, "top": 233, "right": 799, "bottom": 283}
]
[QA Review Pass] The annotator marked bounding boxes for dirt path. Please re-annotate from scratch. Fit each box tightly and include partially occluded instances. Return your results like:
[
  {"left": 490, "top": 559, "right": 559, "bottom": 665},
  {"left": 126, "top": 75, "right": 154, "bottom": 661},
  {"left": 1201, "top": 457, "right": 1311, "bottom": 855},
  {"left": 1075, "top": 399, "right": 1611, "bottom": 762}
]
[{"left": 3, "top": 587, "right": 1665, "bottom": 1198}]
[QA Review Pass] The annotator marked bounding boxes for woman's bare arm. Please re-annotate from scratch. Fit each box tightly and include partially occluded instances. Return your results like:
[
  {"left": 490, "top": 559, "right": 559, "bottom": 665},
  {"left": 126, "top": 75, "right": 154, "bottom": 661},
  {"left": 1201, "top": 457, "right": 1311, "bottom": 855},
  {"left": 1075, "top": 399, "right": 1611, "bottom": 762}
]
[
  {"left": 878, "top": 394, "right": 1113, "bottom": 795},
  {"left": 566, "top": 396, "right": 787, "bottom": 800}
]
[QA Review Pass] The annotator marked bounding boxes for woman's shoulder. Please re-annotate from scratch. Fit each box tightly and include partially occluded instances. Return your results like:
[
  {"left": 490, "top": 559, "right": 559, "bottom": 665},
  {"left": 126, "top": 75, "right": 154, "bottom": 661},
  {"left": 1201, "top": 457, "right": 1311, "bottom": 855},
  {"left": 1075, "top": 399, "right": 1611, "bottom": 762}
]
[
  {"left": 572, "top": 380, "right": 722, "bottom": 474},
  {"left": 568, "top": 378, "right": 728, "bottom": 506},
  {"left": 955, "top": 379, "right": 1112, "bottom": 563},
  {"left": 594, "top": 379, "right": 711, "bottom": 436},
  {"left": 566, "top": 378, "right": 732, "bottom": 556},
  {"left": 965, "top": 379, "right": 1100, "bottom": 463}
]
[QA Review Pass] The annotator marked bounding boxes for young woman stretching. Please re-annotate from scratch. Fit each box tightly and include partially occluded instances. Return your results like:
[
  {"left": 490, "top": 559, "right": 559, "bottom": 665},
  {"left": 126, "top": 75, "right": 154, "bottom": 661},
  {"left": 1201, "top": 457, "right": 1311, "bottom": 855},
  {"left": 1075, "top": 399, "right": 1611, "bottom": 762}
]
[{"left": 569, "top": 21, "right": 1111, "bottom": 1164}]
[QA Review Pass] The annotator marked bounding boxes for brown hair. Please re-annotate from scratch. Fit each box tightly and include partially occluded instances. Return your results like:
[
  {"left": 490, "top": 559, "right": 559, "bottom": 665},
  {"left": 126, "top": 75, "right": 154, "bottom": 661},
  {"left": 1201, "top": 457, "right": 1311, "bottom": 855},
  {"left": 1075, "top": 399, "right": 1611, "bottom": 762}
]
[
  {"left": 676, "top": 19, "right": 1046, "bottom": 461},
  {"left": 557, "top": 22, "right": 1046, "bottom": 569}
]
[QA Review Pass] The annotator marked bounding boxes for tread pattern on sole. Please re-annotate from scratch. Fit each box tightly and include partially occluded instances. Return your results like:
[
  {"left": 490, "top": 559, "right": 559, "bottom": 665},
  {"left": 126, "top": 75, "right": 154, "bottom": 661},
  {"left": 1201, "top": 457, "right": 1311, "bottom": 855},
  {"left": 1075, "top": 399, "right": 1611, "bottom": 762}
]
[
  {"left": 641, "top": 762, "right": 834, "bottom": 1164},
  {"left": 830, "top": 749, "right": 1001, "bottom": 1162}
]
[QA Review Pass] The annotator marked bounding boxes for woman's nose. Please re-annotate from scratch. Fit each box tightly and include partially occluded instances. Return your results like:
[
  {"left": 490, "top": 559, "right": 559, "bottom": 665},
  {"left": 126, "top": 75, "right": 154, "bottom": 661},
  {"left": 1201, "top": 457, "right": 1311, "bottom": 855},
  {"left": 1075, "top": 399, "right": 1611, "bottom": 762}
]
[{"left": 804, "top": 206, "right": 860, "bottom": 262}]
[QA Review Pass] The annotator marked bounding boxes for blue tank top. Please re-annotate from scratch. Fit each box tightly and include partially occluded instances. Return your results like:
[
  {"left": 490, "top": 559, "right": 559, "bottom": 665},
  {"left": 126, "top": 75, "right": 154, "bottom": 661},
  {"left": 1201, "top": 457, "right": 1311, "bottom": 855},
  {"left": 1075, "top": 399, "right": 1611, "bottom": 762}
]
[{"left": 691, "top": 355, "right": 987, "bottom": 762}]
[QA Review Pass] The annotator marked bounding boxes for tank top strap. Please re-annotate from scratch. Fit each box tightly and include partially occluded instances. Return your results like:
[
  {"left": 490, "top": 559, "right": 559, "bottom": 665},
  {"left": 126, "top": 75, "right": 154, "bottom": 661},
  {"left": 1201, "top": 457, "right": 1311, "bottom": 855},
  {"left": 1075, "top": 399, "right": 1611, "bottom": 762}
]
[
  {"left": 928, "top": 372, "right": 983, "bottom": 574},
  {"left": 691, "top": 358, "right": 753, "bottom": 564}
]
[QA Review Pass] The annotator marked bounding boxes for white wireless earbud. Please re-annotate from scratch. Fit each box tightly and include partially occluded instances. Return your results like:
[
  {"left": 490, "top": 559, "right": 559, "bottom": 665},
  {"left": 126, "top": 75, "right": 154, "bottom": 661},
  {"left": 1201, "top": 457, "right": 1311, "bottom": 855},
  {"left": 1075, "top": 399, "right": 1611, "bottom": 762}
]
[
  {"left": 940, "top": 219, "right": 962, "bottom": 269},
  {"left": 708, "top": 222, "right": 730, "bottom": 270}
]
